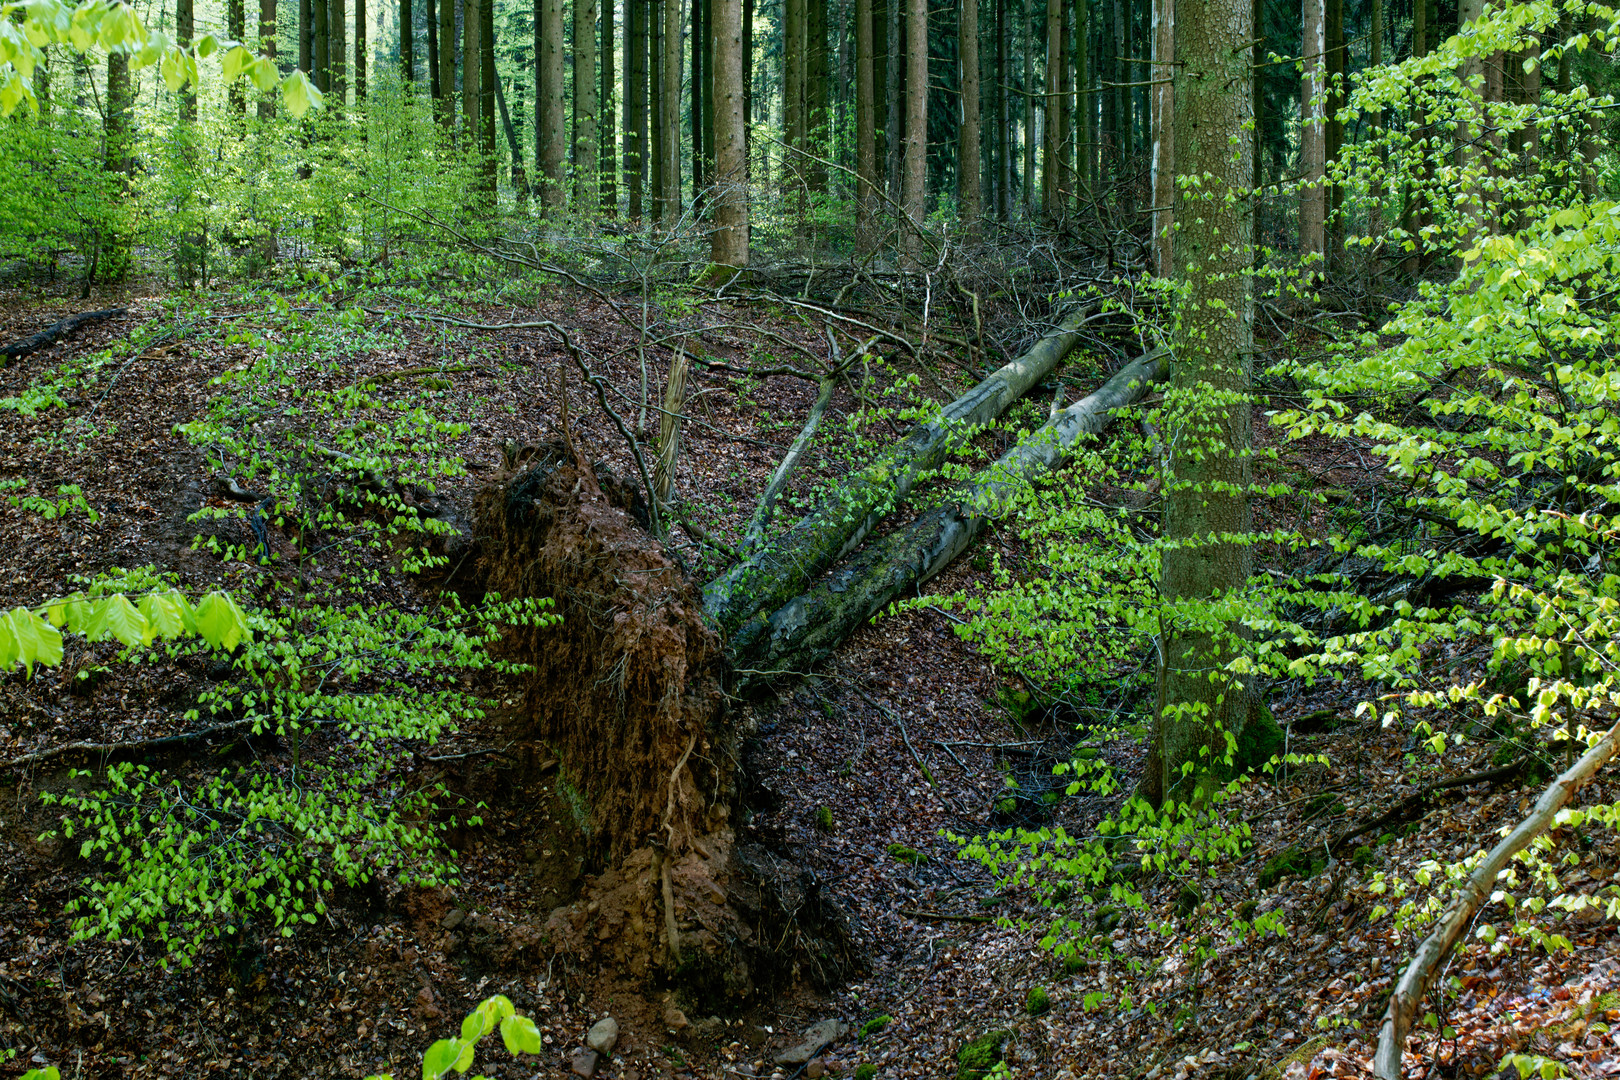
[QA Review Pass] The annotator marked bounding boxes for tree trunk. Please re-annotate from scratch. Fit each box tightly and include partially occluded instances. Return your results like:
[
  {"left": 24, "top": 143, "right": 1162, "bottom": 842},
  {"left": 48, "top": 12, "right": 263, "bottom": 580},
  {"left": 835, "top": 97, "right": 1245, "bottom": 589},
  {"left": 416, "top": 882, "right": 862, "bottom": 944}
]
[
  {"left": 661, "top": 0, "right": 682, "bottom": 221},
  {"left": 885, "top": 0, "right": 902, "bottom": 205},
  {"left": 784, "top": 0, "right": 805, "bottom": 198},
  {"left": 1074, "top": 0, "right": 1088, "bottom": 192},
  {"left": 178, "top": 0, "right": 197, "bottom": 119},
  {"left": 855, "top": 0, "right": 878, "bottom": 249},
  {"left": 651, "top": 0, "right": 665, "bottom": 214},
  {"left": 960, "top": 0, "right": 981, "bottom": 230},
  {"left": 736, "top": 349, "right": 1169, "bottom": 684},
  {"left": 331, "top": 0, "right": 347, "bottom": 105},
  {"left": 602, "top": 0, "right": 618, "bottom": 213},
  {"left": 1020, "top": 0, "right": 1034, "bottom": 213},
  {"left": 355, "top": 0, "right": 368, "bottom": 101},
  {"left": 627, "top": 0, "right": 647, "bottom": 218},
  {"left": 1150, "top": 0, "right": 1254, "bottom": 807},
  {"left": 703, "top": 0, "right": 717, "bottom": 203},
  {"left": 402, "top": 0, "right": 414, "bottom": 81},
  {"left": 480, "top": 0, "right": 497, "bottom": 194},
  {"left": 574, "top": 0, "right": 600, "bottom": 207},
  {"left": 438, "top": 0, "right": 455, "bottom": 121},
  {"left": 301, "top": 0, "right": 314, "bottom": 76},
  {"left": 807, "top": 0, "right": 829, "bottom": 191},
  {"left": 229, "top": 0, "right": 247, "bottom": 115},
  {"left": 538, "top": 0, "right": 565, "bottom": 206},
  {"left": 710, "top": 0, "right": 748, "bottom": 267},
  {"left": 1150, "top": 0, "right": 1173, "bottom": 275},
  {"left": 743, "top": 0, "right": 753, "bottom": 165},
  {"left": 707, "top": 303, "right": 1102, "bottom": 646},
  {"left": 900, "top": 0, "right": 926, "bottom": 260},
  {"left": 1299, "top": 0, "right": 1325, "bottom": 271},
  {"left": 1042, "top": 0, "right": 1062, "bottom": 218},
  {"left": 260, "top": 0, "right": 279, "bottom": 120},
  {"left": 1324, "top": 0, "right": 1342, "bottom": 259},
  {"left": 314, "top": 0, "right": 329, "bottom": 93},
  {"left": 104, "top": 49, "right": 133, "bottom": 277},
  {"left": 1400, "top": 0, "right": 1426, "bottom": 275},
  {"left": 498, "top": 78, "right": 532, "bottom": 204},
  {"left": 1110, "top": 0, "right": 1123, "bottom": 172},
  {"left": 996, "top": 0, "right": 1011, "bottom": 216}
]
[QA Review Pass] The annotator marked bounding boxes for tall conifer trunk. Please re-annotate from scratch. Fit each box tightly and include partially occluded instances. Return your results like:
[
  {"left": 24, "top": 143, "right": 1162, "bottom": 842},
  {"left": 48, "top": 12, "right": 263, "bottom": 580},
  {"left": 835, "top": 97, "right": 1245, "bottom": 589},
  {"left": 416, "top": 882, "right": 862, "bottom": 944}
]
[
  {"left": 711, "top": 0, "right": 748, "bottom": 266},
  {"left": 901, "top": 0, "right": 926, "bottom": 259},
  {"left": 627, "top": 0, "right": 647, "bottom": 218},
  {"left": 1042, "top": 0, "right": 1062, "bottom": 218},
  {"left": 1150, "top": 0, "right": 1174, "bottom": 275},
  {"left": 538, "top": 0, "right": 564, "bottom": 205},
  {"left": 660, "top": 0, "right": 681, "bottom": 220},
  {"left": 602, "top": 0, "right": 618, "bottom": 213},
  {"left": 960, "top": 0, "right": 981, "bottom": 229},
  {"left": 574, "top": 0, "right": 600, "bottom": 206},
  {"left": 1020, "top": 0, "right": 1033, "bottom": 212},
  {"left": 1300, "top": 0, "right": 1326, "bottom": 270},
  {"left": 402, "top": 0, "right": 414, "bottom": 80},
  {"left": 995, "top": 0, "right": 1011, "bottom": 216},
  {"left": 260, "top": 0, "right": 279, "bottom": 119},
  {"left": 229, "top": 0, "right": 247, "bottom": 115},
  {"left": 331, "top": 0, "right": 347, "bottom": 104},
  {"left": 855, "top": 0, "right": 878, "bottom": 248},
  {"left": 480, "top": 0, "right": 495, "bottom": 191},
  {"left": 355, "top": 0, "right": 367, "bottom": 100},
  {"left": 438, "top": 0, "right": 455, "bottom": 121}
]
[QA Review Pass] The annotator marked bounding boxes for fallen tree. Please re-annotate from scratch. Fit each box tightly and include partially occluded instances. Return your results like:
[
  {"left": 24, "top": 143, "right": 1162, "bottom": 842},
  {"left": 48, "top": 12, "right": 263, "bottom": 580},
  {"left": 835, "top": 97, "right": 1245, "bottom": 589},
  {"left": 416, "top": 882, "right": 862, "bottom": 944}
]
[
  {"left": 702, "top": 302, "right": 1107, "bottom": 640},
  {"left": 730, "top": 348, "right": 1169, "bottom": 683},
  {"left": 0, "top": 307, "right": 126, "bottom": 361},
  {"left": 1373, "top": 713, "right": 1620, "bottom": 1080}
]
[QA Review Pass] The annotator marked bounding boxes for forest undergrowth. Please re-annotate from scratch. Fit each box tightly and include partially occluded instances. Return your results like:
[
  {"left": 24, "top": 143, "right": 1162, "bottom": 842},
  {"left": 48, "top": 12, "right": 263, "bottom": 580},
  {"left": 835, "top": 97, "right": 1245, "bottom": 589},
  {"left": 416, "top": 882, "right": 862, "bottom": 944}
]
[{"left": 0, "top": 242, "right": 1615, "bottom": 1080}]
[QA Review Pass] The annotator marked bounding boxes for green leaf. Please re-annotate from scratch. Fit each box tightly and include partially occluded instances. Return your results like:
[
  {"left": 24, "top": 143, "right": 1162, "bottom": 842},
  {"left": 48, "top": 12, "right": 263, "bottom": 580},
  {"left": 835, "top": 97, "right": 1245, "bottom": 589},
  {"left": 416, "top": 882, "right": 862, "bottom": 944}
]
[
  {"left": 461, "top": 1011, "right": 485, "bottom": 1042},
  {"left": 84, "top": 593, "right": 154, "bottom": 648},
  {"left": 281, "top": 70, "right": 321, "bottom": 117},
  {"left": 194, "top": 591, "right": 249, "bottom": 651},
  {"left": 422, "top": 1039, "right": 458, "bottom": 1080},
  {"left": 1, "top": 605, "right": 64, "bottom": 674},
  {"left": 499, "top": 1015, "right": 541, "bottom": 1056}
]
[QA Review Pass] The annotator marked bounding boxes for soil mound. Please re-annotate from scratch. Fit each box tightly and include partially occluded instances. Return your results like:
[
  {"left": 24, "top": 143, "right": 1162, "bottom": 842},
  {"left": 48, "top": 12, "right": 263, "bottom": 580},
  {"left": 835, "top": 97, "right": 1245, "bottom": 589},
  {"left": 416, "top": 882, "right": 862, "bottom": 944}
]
[{"left": 474, "top": 445, "right": 859, "bottom": 1009}]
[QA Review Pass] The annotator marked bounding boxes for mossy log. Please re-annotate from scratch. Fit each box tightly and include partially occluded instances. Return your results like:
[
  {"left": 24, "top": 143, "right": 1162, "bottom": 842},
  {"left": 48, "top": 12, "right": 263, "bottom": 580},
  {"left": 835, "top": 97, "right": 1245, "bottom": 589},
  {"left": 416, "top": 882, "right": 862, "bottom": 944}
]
[
  {"left": 702, "top": 302, "right": 1104, "bottom": 641},
  {"left": 732, "top": 349, "right": 1168, "bottom": 683}
]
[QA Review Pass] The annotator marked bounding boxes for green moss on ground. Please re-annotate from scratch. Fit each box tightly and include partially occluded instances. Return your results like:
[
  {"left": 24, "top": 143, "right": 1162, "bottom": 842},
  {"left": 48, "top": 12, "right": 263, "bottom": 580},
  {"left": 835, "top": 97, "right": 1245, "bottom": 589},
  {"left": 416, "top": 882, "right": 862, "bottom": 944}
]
[
  {"left": 957, "top": 1030, "right": 1009, "bottom": 1080},
  {"left": 887, "top": 843, "right": 926, "bottom": 864},
  {"left": 1026, "top": 987, "right": 1050, "bottom": 1015}
]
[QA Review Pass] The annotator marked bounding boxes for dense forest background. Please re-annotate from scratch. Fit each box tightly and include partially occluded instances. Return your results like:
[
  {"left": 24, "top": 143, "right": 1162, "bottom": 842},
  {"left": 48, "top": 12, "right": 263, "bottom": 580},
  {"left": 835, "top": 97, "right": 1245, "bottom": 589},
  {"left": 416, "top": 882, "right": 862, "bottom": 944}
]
[{"left": 3, "top": 0, "right": 1620, "bottom": 1078}]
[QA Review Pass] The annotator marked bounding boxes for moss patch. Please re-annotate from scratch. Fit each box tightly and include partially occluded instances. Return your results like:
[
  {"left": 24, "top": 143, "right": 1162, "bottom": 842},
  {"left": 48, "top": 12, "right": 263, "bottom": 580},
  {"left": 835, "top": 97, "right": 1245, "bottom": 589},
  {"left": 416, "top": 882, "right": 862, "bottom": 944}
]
[
  {"left": 1256, "top": 844, "right": 1327, "bottom": 890},
  {"left": 1025, "top": 987, "right": 1050, "bottom": 1016},
  {"left": 855, "top": 1066, "right": 878, "bottom": 1080},
  {"left": 887, "top": 843, "right": 926, "bottom": 864},
  {"left": 1231, "top": 703, "right": 1286, "bottom": 777},
  {"left": 860, "top": 1014, "right": 893, "bottom": 1038},
  {"left": 957, "top": 1030, "right": 1010, "bottom": 1080}
]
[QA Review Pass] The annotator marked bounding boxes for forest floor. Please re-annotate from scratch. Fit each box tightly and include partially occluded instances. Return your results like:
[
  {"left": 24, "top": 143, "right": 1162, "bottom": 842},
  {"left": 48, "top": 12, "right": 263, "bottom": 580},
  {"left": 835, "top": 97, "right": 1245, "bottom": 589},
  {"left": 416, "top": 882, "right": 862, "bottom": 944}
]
[{"left": 0, "top": 277, "right": 1617, "bottom": 1080}]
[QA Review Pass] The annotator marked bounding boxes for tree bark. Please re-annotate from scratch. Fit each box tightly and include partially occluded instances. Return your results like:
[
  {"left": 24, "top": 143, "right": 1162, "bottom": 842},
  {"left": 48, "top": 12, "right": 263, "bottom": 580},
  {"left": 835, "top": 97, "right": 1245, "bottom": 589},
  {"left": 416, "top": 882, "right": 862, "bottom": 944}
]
[
  {"left": 301, "top": 0, "right": 314, "bottom": 76},
  {"left": 260, "top": 0, "right": 279, "bottom": 120},
  {"left": 1150, "top": 0, "right": 1173, "bottom": 275},
  {"left": 355, "top": 0, "right": 368, "bottom": 100},
  {"left": 1020, "top": 0, "right": 1034, "bottom": 213},
  {"left": 960, "top": 0, "right": 982, "bottom": 230},
  {"left": 807, "top": 0, "right": 829, "bottom": 191},
  {"left": 498, "top": 78, "right": 532, "bottom": 203},
  {"left": 1457, "top": 0, "right": 1487, "bottom": 239},
  {"left": 784, "top": 0, "right": 805, "bottom": 199},
  {"left": 178, "top": 0, "right": 197, "bottom": 119},
  {"left": 711, "top": 0, "right": 748, "bottom": 267},
  {"left": 996, "top": 0, "right": 1011, "bottom": 216},
  {"left": 651, "top": 0, "right": 665, "bottom": 214},
  {"left": 478, "top": 0, "right": 496, "bottom": 199},
  {"left": 1074, "top": 0, "right": 1088, "bottom": 192},
  {"left": 438, "top": 0, "right": 455, "bottom": 121},
  {"left": 402, "top": 0, "right": 414, "bottom": 80},
  {"left": 602, "top": 0, "right": 618, "bottom": 213},
  {"left": 705, "top": 303, "right": 1103, "bottom": 645},
  {"left": 627, "top": 0, "right": 647, "bottom": 218},
  {"left": 1299, "top": 0, "right": 1325, "bottom": 271},
  {"left": 885, "top": 0, "right": 902, "bottom": 205},
  {"left": 660, "top": 0, "right": 682, "bottom": 221},
  {"left": 538, "top": 0, "right": 565, "bottom": 206},
  {"left": 1042, "top": 0, "right": 1062, "bottom": 218},
  {"left": 331, "top": 0, "right": 347, "bottom": 105},
  {"left": 900, "top": 0, "right": 926, "bottom": 261},
  {"left": 855, "top": 0, "right": 879, "bottom": 249},
  {"left": 735, "top": 350, "right": 1169, "bottom": 683},
  {"left": 1151, "top": 0, "right": 1254, "bottom": 807},
  {"left": 574, "top": 0, "right": 600, "bottom": 207},
  {"left": 313, "top": 0, "right": 329, "bottom": 92}
]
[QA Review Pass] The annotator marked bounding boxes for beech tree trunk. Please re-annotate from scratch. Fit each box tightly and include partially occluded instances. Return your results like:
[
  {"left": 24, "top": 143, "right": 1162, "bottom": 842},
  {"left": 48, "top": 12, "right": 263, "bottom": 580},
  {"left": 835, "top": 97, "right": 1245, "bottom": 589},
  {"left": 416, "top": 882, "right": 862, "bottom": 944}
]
[
  {"left": 574, "top": 0, "right": 600, "bottom": 207},
  {"left": 707, "top": 303, "right": 1103, "bottom": 649},
  {"left": 1300, "top": 0, "right": 1325, "bottom": 269},
  {"left": 735, "top": 349, "right": 1169, "bottom": 684},
  {"left": 855, "top": 0, "right": 879, "bottom": 249},
  {"left": 711, "top": 0, "right": 748, "bottom": 267},
  {"left": 900, "top": 0, "right": 926, "bottom": 261},
  {"left": 960, "top": 0, "right": 982, "bottom": 230},
  {"left": 538, "top": 0, "right": 565, "bottom": 206},
  {"left": 1150, "top": 0, "right": 1255, "bottom": 806},
  {"left": 1150, "top": 0, "right": 1173, "bottom": 275}
]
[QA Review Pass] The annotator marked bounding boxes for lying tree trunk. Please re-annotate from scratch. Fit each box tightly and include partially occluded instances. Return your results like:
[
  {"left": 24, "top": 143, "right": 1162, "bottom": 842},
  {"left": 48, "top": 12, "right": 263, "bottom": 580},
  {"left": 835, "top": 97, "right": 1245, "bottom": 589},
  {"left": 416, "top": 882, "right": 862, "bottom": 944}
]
[
  {"left": 703, "top": 302, "right": 1105, "bottom": 640},
  {"left": 0, "top": 307, "right": 126, "bottom": 361},
  {"left": 1374, "top": 714, "right": 1620, "bottom": 1080},
  {"left": 732, "top": 349, "right": 1169, "bottom": 683}
]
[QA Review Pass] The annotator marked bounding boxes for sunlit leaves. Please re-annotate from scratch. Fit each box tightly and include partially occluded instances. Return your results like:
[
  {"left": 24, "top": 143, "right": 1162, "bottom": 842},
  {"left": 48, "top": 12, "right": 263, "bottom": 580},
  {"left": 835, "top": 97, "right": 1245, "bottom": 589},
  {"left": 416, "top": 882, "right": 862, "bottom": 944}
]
[{"left": 1, "top": 586, "right": 249, "bottom": 674}]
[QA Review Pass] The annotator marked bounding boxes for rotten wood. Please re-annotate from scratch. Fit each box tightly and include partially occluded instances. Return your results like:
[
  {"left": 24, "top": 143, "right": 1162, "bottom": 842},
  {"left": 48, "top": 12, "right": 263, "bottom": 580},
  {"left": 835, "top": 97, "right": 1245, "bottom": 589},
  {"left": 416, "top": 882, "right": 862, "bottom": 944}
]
[{"left": 0, "top": 308, "right": 127, "bottom": 361}]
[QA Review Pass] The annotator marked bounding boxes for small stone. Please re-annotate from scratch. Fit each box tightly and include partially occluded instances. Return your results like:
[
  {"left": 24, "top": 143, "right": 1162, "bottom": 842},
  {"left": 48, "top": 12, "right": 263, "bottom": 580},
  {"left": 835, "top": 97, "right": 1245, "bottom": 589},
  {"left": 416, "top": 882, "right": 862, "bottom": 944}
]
[
  {"left": 621, "top": 1072, "right": 641, "bottom": 1080},
  {"left": 440, "top": 908, "right": 466, "bottom": 930},
  {"left": 806, "top": 1060, "right": 825, "bottom": 1078},
  {"left": 570, "top": 1049, "right": 600, "bottom": 1077},
  {"left": 774, "top": 1020, "right": 848, "bottom": 1066},
  {"left": 587, "top": 1016, "right": 620, "bottom": 1055},
  {"left": 663, "top": 1006, "right": 689, "bottom": 1030}
]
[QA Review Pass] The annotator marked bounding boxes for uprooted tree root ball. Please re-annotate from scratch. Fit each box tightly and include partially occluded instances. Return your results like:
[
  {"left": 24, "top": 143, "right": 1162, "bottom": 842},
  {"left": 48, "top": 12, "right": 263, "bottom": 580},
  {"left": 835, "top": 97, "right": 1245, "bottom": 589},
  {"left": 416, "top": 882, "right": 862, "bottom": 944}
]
[{"left": 473, "top": 444, "right": 861, "bottom": 1007}]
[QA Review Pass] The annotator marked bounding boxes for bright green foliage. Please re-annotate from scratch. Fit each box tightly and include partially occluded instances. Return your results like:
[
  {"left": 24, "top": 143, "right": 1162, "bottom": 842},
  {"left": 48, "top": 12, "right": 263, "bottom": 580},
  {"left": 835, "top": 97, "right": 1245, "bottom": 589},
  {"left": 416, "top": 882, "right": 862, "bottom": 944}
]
[
  {"left": 362, "top": 995, "right": 542, "bottom": 1080},
  {"left": 0, "top": 0, "right": 319, "bottom": 116},
  {"left": 1, "top": 579, "right": 249, "bottom": 676},
  {"left": 859, "top": 1014, "right": 892, "bottom": 1038},
  {"left": 956, "top": 1030, "right": 1009, "bottom": 1080}
]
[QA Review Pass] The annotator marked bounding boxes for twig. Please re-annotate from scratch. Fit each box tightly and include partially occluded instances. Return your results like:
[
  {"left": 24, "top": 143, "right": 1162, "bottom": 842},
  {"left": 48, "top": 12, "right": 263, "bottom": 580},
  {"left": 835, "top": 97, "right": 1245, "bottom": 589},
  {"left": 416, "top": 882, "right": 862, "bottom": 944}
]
[
  {"left": 739, "top": 364, "right": 839, "bottom": 553},
  {"left": 0, "top": 719, "right": 256, "bottom": 772},
  {"left": 897, "top": 907, "right": 993, "bottom": 924},
  {"left": 851, "top": 685, "right": 936, "bottom": 788}
]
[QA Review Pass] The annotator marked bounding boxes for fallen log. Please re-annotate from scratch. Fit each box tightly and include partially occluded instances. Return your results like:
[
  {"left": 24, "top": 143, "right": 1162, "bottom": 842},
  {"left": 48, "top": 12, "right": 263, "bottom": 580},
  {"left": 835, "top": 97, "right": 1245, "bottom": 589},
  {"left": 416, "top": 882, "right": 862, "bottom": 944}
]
[
  {"left": 731, "top": 348, "right": 1169, "bottom": 684},
  {"left": 0, "top": 307, "right": 127, "bottom": 362},
  {"left": 703, "top": 302, "right": 1107, "bottom": 641},
  {"left": 1374, "top": 714, "right": 1620, "bottom": 1080}
]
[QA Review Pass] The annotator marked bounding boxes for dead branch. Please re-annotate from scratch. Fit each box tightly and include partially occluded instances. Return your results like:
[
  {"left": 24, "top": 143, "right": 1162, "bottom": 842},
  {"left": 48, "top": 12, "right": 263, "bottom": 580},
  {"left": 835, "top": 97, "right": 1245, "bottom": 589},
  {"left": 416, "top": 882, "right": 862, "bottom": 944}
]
[{"left": 0, "top": 307, "right": 127, "bottom": 361}]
